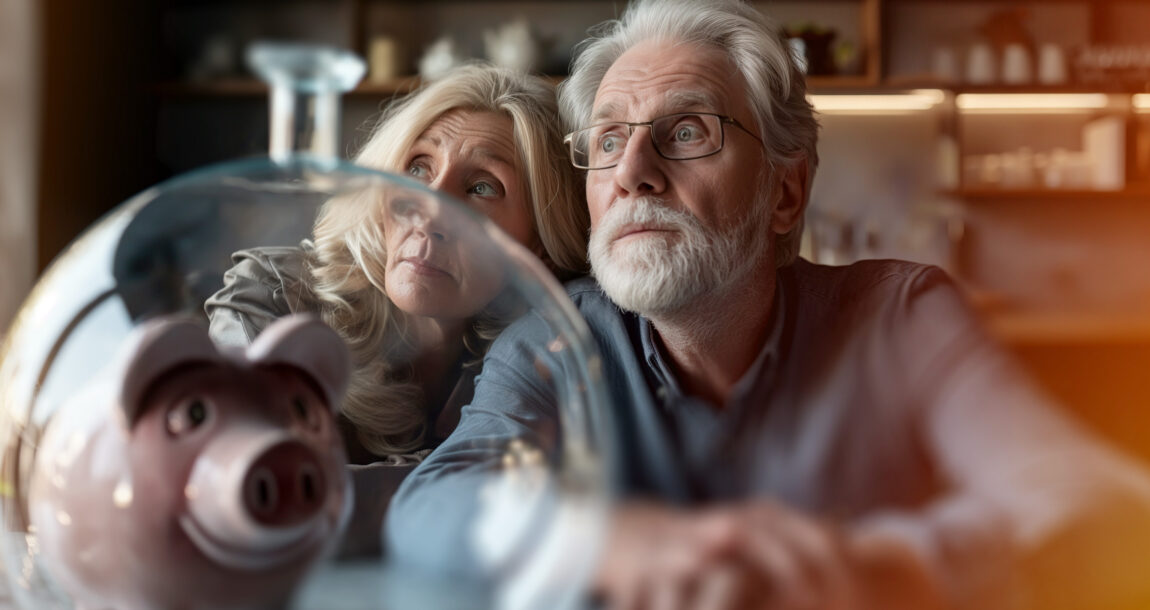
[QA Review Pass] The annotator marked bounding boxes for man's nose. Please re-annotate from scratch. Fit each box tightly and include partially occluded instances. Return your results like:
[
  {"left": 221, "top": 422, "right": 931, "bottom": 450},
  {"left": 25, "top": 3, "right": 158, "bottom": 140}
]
[{"left": 613, "top": 126, "right": 667, "bottom": 195}]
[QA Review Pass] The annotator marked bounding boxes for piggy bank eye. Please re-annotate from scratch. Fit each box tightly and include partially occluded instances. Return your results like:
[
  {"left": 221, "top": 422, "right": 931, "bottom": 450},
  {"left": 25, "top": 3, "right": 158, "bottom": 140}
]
[
  {"left": 166, "top": 398, "right": 211, "bottom": 436},
  {"left": 291, "top": 396, "right": 321, "bottom": 431}
]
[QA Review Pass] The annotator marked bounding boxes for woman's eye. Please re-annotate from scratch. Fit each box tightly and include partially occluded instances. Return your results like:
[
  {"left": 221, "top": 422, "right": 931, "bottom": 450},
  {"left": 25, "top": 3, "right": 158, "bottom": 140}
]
[
  {"left": 166, "top": 398, "right": 211, "bottom": 436},
  {"left": 468, "top": 182, "right": 499, "bottom": 197},
  {"left": 390, "top": 197, "right": 416, "bottom": 216},
  {"left": 407, "top": 162, "right": 430, "bottom": 181}
]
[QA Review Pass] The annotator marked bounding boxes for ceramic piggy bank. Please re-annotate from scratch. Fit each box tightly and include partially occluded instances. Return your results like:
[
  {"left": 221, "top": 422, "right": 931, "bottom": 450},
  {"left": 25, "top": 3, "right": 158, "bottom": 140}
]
[{"left": 28, "top": 314, "right": 353, "bottom": 609}]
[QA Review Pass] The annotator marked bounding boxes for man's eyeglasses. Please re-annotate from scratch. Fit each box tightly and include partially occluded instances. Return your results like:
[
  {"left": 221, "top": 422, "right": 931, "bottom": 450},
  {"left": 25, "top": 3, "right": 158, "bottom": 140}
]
[{"left": 563, "top": 112, "right": 763, "bottom": 170}]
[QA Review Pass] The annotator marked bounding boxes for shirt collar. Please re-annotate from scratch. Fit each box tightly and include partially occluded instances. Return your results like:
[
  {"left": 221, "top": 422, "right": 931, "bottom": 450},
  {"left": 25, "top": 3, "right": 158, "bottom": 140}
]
[{"left": 639, "top": 276, "right": 788, "bottom": 407}]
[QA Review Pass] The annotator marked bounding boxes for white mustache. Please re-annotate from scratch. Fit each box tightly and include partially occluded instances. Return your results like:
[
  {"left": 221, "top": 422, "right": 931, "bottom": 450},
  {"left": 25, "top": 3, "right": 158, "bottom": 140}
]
[{"left": 594, "top": 197, "right": 704, "bottom": 245}]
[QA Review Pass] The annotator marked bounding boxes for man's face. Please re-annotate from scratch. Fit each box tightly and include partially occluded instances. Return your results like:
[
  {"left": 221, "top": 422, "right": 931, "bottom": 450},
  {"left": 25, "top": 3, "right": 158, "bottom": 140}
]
[{"left": 585, "top": 39, "right": 772, "bottom": 316}]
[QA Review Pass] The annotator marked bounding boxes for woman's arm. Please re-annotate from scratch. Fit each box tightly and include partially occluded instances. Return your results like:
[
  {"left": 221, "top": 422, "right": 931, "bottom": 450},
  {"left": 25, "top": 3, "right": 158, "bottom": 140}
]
[{"left": 204, "top": 246, "right": 311, "bottom": 346}]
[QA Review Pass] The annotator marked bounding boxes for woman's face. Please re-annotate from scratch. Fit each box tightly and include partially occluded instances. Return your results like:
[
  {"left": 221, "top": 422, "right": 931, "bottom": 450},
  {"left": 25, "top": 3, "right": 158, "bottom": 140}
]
[{"left": 383, "top": 109, "right": 533, "bottom": 322}]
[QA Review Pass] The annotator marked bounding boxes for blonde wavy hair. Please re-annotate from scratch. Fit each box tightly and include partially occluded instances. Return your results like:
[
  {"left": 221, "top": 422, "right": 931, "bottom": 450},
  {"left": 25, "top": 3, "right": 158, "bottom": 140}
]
[{"left": 308, "top": 64, "right": 588, "bottom": 456}]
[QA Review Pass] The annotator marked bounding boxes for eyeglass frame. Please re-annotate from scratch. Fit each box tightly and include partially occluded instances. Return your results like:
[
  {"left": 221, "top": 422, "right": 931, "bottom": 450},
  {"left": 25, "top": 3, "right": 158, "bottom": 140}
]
[{"left": 563, "top": 112, "right": 765, "bottom": 170}]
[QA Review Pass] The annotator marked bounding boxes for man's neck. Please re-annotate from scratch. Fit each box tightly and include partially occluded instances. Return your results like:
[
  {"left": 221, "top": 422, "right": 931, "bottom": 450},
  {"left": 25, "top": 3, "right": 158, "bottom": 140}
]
[{"left": 647, "top": 265, "right": 778, "bottom": 407}]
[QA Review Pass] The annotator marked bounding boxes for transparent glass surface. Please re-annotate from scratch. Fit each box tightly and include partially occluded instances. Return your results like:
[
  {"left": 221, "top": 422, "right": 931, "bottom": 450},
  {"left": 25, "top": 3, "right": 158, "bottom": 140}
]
[{"left": 0, "top": 146, "right": 609, "bottom": 610}]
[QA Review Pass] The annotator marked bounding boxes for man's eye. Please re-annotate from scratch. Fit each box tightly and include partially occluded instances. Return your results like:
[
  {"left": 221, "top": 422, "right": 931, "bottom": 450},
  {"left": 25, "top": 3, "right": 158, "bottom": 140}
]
[
  {"left": 674, "top": 125, "right": 699, "bottom": 142},
  {"left": 599, "top": 135, "right": 623, "bottom": 154}
]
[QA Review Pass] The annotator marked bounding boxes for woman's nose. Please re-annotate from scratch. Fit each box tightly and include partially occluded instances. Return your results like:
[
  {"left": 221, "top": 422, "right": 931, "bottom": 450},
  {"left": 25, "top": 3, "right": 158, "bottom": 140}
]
[
  {"left": 412, "top": 211, "right": 449, "bottom": 242},
  {"left": 414, "top": 203, "right": 448, "bottom": 241},
  {"left": 393, "top": 198, "right": 451, "bottom": 242}
]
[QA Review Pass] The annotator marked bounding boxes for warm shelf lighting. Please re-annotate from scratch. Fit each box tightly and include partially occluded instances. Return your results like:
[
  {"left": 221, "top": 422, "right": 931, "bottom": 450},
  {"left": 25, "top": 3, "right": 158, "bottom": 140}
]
[
  {"left": 810, "top": 89, "right": 945, "bottom": 114},
  {"left": 956, "top": 93, "right": 1111, "bottom": 113},
  {"left": 1131, "top": 94, "right": 1150, "bottom": 113}
]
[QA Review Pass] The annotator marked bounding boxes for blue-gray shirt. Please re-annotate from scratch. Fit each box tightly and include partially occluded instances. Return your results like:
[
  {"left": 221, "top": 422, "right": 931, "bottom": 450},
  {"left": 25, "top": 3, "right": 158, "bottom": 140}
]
[{"left": 388, "top": 258, "right": 1150, "bottom": 608}]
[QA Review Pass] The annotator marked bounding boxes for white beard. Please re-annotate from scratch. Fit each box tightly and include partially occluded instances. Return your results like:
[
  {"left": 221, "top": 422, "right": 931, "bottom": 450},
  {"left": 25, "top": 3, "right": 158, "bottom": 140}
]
[{"left": 588, "top": 195, "right": 769, "bottom": 318}]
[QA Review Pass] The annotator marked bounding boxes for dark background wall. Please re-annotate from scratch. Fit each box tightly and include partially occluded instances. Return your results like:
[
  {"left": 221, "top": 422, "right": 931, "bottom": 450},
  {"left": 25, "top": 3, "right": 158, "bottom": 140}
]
[{"left": 36, "top": 0, "right": 166, "bottom": 271}]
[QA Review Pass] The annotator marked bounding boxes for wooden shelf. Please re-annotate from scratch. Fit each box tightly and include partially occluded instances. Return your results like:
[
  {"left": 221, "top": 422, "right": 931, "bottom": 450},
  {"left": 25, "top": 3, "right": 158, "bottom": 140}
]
[
  {"left": 944, "top": 187, "right": 1150, "bottom": 201},
  {"left": 154, "top": 79, "right": 269, "bottom": 97},
  {"left": 155, "top": 77, "right": 429, "bottom": 98},
  {"left": 966, "top": 288, "right": 1150, "bottom": 345},
  {"left": 986, "top": 310, "right": 1150, "bottom": 345},
  {"left": 352, "top": 77, "right": 424, "bottom": 96},
  {"left": 155, "top": 73, "right": 889, "bottom": 98},
  {"left": 882, "top": 76, "right": 1150, "bottom": 94},
  {"left": 807, "top": 74, "right": 881, "bottom": 91}
]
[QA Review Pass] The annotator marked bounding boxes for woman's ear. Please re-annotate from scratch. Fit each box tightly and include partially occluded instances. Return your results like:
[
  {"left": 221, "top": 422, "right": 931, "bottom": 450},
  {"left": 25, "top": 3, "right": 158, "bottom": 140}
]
[{"left": 770, "top": 156, "right": 810, "bottom": 236}]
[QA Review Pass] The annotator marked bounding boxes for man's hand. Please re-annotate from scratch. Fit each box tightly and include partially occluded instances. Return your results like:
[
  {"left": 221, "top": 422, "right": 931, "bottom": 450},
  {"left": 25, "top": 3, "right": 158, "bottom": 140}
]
[{"left": 593, "top": 500, "right": 944, "bottom": 610}]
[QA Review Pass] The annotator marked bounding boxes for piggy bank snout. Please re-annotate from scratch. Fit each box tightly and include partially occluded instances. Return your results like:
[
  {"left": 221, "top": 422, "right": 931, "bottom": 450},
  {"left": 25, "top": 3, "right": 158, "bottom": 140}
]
[
  {"left": 183, "top": 427, "right": 344, "bottom": 571},
  {"left": 245, "top": 440, "right": 326, "bottom": 527}
]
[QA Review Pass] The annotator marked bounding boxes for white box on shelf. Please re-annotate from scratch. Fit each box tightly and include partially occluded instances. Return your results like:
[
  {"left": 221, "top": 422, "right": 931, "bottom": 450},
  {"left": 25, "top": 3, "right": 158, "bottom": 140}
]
[{"left": 1083, "top": 115, "right": 1126, "bottom": 191}]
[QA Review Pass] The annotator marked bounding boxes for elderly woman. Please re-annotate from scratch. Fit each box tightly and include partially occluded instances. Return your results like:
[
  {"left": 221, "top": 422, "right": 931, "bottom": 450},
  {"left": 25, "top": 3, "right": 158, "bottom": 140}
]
[{"left": 205, "top": 64, "right": 588, "bottom": 553}]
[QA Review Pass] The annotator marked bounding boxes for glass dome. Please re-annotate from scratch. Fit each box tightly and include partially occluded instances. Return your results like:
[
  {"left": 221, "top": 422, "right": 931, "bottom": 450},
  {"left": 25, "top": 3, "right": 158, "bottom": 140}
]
[{"left": 0, "top": 44, "right": 610, "bottom": 609}]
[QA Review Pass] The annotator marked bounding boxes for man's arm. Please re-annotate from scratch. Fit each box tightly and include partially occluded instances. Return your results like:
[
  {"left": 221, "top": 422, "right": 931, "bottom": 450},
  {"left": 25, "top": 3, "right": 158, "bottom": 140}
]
[
  {"left": 594, "top": 500, "right": 946, "bottom": 610},
  {"left": 872, "top": 266, "right": 1150, "bottom": 609}
]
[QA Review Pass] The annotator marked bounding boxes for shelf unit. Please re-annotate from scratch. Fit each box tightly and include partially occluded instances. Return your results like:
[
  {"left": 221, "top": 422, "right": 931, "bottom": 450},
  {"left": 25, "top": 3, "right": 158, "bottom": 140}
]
[
  {"left": 149, "top": 0, "right": 1150, "bottom": 99},
  {"left": 153, "top": 0, "right": 886, "bottom": 98}
]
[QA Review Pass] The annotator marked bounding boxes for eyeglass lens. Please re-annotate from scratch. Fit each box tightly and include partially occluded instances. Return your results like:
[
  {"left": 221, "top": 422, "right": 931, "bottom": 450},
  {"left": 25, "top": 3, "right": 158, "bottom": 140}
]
[{"left": 572, "top": 113, "right": 724, "bottom": 169}]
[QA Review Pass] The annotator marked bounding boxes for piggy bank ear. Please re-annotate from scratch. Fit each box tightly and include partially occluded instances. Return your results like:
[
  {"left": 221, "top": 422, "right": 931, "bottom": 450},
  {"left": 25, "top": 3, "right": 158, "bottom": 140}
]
[
  {"left": 245, "top": 314, "right": 350, "bottom": 413},
  {"left": 119, "top": 316, "right": 223, "bottom": 427}
]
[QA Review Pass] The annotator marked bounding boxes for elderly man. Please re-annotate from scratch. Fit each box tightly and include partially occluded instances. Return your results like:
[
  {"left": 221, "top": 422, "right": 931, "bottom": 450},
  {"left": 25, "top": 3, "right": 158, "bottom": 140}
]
[{"left": 389, "top": 1, "right": 1150, "bottom": 608}]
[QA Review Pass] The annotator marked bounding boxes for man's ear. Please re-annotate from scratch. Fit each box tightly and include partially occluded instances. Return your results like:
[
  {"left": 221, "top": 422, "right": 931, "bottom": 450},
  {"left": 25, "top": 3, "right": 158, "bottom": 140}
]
[{"left": 770, "top": 156, "right": 810, "bottom": 236}]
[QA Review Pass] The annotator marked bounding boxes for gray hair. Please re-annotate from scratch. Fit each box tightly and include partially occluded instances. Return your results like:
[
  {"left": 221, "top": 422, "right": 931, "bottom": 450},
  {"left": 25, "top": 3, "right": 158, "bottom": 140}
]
[{"left": 558, "top": 0, "right": 819, "bottom": 266}]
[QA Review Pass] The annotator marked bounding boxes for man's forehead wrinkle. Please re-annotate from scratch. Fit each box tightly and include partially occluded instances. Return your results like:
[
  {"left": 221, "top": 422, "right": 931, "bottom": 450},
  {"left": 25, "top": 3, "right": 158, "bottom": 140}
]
[
  {"left": 665, "top": 90, "right": 720, "bottom": 111},
  {"left": 592, "top": 50, "right": 732, "bottom": 123},
  {"left": 593, "top": 83, "right": 724, "bottom": 123},
  {"left": 591, "top": 100, "right": 624, "bottom": 123}
]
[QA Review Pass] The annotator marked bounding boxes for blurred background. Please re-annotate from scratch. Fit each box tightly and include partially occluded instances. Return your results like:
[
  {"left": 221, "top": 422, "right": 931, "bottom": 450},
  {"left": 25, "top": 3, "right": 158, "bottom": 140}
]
[{"left": 2, "top": 0, "right": 1150, "bottom": 463}]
